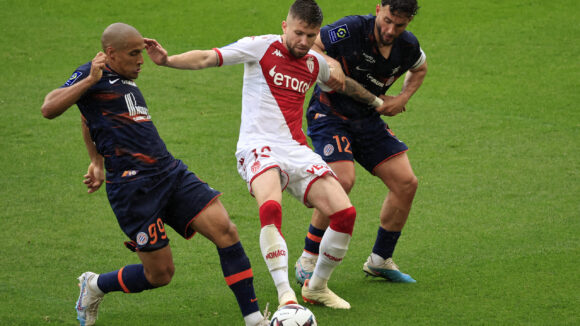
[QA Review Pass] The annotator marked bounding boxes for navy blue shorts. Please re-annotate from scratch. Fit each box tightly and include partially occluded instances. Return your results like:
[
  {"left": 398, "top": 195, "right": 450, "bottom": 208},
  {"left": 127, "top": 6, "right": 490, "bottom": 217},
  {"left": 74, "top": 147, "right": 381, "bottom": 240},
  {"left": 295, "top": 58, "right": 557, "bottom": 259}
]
[
  {"left": 307, "top": 106, "right": 408, "bottom": 174},
  {"left": 106, "top": 160, "right": 221, "bottom": 252}
]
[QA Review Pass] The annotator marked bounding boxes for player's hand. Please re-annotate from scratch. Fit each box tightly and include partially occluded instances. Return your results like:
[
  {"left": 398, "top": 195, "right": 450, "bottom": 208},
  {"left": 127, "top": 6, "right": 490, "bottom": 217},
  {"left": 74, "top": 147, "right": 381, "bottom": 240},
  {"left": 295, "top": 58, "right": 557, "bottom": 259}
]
[
  {"left": 376, "top": 94, "right": 408, "bottom": 116},
  {"left": 83, "top": 162, "right": 104, "bottom": 193},
  {"left": 88, "top": 52, "right": 106, "bottom": 84},
  {"left": 144, "top": 38, "right": 168, "bottom": 66}
]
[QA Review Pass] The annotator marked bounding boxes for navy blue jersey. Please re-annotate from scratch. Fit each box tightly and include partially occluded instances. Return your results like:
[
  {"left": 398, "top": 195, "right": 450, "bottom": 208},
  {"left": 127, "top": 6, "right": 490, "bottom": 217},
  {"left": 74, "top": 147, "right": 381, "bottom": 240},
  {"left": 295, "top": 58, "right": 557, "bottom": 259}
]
[
  {"left": 62, "top": 62, "right": 175, "bottom": 183},
  {"left": 310, "top": 14, "right": 425, "bottom": 120}
]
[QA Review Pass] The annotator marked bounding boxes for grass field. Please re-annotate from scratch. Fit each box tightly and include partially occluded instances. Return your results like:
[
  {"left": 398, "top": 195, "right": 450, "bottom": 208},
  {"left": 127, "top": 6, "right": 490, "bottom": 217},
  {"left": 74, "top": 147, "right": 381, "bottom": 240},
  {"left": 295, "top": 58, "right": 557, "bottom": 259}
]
[{"left": 1, "top": 0, "right": 579, "bottom": 325}]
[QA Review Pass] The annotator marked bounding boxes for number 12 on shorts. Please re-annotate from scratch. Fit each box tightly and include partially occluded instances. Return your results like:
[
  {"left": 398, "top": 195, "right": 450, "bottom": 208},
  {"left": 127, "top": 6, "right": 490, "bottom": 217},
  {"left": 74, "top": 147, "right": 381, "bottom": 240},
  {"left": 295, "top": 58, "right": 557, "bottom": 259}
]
[{"left": 333, "top": 135, "right": 352, "bottom": 153}]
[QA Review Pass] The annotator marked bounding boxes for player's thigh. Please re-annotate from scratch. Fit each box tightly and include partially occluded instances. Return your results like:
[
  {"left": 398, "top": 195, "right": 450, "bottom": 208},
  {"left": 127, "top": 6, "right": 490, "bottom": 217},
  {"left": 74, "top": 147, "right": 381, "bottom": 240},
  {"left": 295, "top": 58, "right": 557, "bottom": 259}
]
[
  {"left": 307, "top": 174, "right": 352, "bottom": 217},
  {"left": 250, "top": 168, "right": 283, "bottom": 206},
  {"left": 164, "top": 166, "right": 222, "bottom": 240},
  {"left": 189, "top": 198, "right": 239, "bottom": 248},
  {"left": 328, "top": 161, "right": 356, "bottom": 193},
  {"left": 374, "top": 152, "right": 417, "bottom": 192},
  {"left": 351, "top": 118, "right": 408, "bottom": 174}
]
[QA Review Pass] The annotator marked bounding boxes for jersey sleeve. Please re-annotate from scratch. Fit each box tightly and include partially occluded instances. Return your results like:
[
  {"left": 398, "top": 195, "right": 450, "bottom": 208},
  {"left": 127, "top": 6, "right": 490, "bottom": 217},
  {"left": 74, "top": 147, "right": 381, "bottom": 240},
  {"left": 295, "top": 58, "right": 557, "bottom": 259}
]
[
  {"left": 60, "top": 62, "right": 91, "bottom": 88},
  {"left": 402, "top": 31, "right": 426, "bottom": 70},
  {"left": 319, "top": 15, "right": 363, "bottom": 56},
  {"left": 216, "top": 35, "right": 277, "bottom": 66},
  {"left": 310, "top": 51, "right": 332, "bottom": 92},
  {"left": 410, "top": 47, "right": 426, "bottom": 70}
]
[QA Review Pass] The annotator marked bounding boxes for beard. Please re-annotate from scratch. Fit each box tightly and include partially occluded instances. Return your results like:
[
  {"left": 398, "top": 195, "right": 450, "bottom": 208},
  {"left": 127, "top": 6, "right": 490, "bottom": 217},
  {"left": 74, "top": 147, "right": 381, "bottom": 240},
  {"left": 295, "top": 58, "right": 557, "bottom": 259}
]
[
  {"left": 286, "top": 40, "right": 308, "bottom": 58},
  {"left": 376, "top": 24, "right": 395, "bottom": 46}
]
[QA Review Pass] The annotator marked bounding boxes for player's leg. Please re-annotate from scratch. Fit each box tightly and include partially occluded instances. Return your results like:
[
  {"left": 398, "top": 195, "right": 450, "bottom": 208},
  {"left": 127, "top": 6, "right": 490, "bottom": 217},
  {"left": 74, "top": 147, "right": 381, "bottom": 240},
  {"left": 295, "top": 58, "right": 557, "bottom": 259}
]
[
  {"left": 251, "top": 169, "right": 297, "bottom": 308},
  {"left": 189, "top": 198, "right": 267, "bottom": 326},
  {"left": 363, "top": 152, "right": 418, "bottom": 282},
  {"left": 76, "top": 245, "right": 172, "bottom": 326},
  {"left": 301, "top": 175, "right": 355, "bottom": 309},
  {"left": 296, "top": 161, "right": 355, "bottom": 285}
]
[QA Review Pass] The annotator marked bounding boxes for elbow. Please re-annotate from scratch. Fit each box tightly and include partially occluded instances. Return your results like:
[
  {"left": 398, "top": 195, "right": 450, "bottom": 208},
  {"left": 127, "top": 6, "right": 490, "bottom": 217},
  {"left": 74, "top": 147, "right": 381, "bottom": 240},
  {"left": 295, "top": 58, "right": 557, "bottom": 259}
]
[{"left": 41, "top": 104, "right": 59, "bottom": 119}]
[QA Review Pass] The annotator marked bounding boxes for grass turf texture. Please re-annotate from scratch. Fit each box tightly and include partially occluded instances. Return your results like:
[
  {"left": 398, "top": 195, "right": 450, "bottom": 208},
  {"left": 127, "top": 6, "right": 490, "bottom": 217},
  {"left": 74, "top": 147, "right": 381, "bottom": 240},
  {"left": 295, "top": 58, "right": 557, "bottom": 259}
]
[{"left": 1, "top": 0, "right": 579, "bottom": 325}]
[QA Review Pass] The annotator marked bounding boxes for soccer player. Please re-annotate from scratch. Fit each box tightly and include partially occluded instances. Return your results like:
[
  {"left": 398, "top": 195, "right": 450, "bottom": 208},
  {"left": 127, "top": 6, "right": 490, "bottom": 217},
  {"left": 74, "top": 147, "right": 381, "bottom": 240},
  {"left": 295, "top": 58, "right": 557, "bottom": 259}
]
[
  {"left": 295, "top": 0, "right": 428, "bottom": 284},
  {"left": 41, "top": 23, "right": 269, "bottom": 326},
  {"left": 144, "top": 0, "right": 383, "bottom": 310}
]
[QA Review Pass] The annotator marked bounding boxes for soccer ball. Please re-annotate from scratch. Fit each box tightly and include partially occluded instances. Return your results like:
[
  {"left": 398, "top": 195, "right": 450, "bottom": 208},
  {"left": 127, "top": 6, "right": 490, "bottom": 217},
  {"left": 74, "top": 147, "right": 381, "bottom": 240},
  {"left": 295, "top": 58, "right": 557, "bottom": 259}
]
[{"left": 270, "top": 304, "right": 317, "bottom": 326}]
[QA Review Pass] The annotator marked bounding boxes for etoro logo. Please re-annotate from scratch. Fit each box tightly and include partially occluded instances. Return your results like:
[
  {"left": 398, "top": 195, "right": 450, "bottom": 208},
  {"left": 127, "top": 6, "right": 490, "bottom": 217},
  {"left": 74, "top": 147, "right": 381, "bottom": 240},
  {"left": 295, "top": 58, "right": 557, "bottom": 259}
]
[{"left": 268, "top": 65, "right": 311, "bottom": 94}]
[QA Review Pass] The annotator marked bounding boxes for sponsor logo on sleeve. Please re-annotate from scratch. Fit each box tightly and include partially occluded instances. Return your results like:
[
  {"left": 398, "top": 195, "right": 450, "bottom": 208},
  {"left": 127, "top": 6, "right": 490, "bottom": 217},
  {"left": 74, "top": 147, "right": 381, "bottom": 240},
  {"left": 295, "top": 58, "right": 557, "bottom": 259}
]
[
  {"left": 64, "top": 71, "right": 83, "bottom": 86},
  {"left": 328, "top": 24, "right": 350, "bottom": 43}
]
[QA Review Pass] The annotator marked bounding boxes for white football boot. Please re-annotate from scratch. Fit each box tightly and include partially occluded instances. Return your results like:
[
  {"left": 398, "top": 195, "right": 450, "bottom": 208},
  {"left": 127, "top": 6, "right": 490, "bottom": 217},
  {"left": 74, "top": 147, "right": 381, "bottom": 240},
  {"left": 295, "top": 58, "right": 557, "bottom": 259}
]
[
  {"left": 301, "top": 279, "right": 350, "bottom": 309},
  {"left": 76, "top": 272, "right": 104, "bottom": 326}
]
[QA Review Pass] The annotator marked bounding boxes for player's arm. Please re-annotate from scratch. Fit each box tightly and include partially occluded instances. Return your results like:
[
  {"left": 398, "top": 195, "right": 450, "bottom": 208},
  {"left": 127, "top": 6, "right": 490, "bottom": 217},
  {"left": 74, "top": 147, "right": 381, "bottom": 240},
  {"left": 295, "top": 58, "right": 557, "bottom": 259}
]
[
  {"left": 312, "top": 36, "right": 345, "bottom": 91},
  {"left": 400, "top": 61, "right": 427, "bottom": 103},
  {"left": 81, "top": 115, "right": 104, "bottom": 194},
  {"left": 145, "top": 38, "right": 219, "bottom": 70},
  {"left": 41, "top": 52, "right": 106, "bottom": 119},
  {"left": 314, "top": 35, "right": 384, "bottom": 110},
  {"left": 378, "top": 60, "right": 427, "bottom": 116}
]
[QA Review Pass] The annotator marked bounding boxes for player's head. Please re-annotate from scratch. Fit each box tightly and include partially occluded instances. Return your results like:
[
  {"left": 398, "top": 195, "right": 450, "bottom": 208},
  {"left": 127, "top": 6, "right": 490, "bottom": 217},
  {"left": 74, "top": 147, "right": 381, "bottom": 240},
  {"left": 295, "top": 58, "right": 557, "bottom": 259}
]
[
  {"left": 101, "top": 23, "right": 145, "bottom": 80},
  {"left": 282, "top": 0, "right": 323, "bottom": 58},
  {"left": 375, "top": 0, "right": 419, "bottom": 46}
]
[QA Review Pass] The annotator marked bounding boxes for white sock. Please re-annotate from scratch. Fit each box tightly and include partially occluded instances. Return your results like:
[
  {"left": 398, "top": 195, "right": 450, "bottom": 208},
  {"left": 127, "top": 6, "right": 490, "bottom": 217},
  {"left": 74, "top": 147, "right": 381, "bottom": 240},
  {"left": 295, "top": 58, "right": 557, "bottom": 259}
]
[
  {"left": 244, "top": 311, "right": 263, "bottom": 326},
  {"left": 309, "top": 227, "right": 350, "bottom": 290},
  {"left": 89, "top": 274, "right": 105, "bottom": 296},
  {"left": 370, "top": 253, "right": 386, "bottom": 265},
  {"left": 301, "top": 251, "right": 317, "bottom": 260},
  {"left": 260, "top": 224, "right": 290, "bottom": 295}
]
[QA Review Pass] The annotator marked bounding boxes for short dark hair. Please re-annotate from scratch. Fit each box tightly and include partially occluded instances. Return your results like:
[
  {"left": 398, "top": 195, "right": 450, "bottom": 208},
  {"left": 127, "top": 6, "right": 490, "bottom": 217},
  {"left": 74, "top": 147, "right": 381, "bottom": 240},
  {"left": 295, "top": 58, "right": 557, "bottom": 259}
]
[
  {"left": 289, "top": 0, "right": 323, "bottom": 27},
  {"left": 381, "top": 0, "right": 420, "bottom": 17}
]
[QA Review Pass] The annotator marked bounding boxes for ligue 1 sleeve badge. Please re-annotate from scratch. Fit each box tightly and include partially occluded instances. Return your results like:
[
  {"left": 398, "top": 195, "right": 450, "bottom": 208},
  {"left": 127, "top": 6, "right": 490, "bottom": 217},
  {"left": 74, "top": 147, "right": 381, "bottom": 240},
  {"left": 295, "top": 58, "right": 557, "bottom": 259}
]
[
  {"left": 64, "top": 71, "right": 83, "bottom": 86},
  {"left": 329, "top": 24, "right": 350, "bottom": 43}
]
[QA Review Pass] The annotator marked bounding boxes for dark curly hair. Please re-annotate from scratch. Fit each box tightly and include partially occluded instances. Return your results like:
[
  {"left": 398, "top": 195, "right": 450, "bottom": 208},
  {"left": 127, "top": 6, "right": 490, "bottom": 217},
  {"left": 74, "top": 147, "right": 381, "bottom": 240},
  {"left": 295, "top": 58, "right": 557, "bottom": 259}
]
[
  {"left": 381, "top": 0, "right": 420, "bottom": 17},
  {"left": 289, "top": 0, "right": 324, "bottom": 27}
]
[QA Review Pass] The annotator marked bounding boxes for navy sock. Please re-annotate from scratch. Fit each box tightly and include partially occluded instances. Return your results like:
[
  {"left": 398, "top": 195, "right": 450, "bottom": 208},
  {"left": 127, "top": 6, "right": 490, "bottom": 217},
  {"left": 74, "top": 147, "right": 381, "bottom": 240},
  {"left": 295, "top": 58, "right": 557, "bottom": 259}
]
[
  {"left": 96, "top": 264, "right": 156, "bottom": 294},
  {"left": 218, "top": 242, "right": 259, "bottom": 317},
  {"left": 372, "top": 227, "right": 401, "bottom": 259},
  {"left": 304, "top": 224, "right": 325, "bottom": 255}
]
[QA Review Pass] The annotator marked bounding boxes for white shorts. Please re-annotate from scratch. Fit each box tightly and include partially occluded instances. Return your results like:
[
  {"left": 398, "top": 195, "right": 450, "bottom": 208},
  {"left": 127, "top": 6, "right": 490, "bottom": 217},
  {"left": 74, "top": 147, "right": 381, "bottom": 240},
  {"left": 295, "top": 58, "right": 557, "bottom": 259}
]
[{"left": 236, "top": 143, "right": 336, "bottom": 206}]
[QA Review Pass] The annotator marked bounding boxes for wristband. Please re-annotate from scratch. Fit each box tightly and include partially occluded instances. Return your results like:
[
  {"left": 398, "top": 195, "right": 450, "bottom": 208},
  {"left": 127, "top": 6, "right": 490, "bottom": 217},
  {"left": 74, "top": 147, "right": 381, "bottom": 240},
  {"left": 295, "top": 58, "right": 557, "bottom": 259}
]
[{"left": 371, "top": 97, "right": 384, "bottom": 108}]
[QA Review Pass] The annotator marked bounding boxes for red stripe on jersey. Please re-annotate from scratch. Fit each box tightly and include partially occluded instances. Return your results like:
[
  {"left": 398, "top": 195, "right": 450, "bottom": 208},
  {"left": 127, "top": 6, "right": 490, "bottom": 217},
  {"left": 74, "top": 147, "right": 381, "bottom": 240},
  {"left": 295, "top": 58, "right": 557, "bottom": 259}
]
[
  {"left": 213, "top": 48, "right": 223, "bottom": 67},
  {"left": 259, "top": 41, "right": 320, "bottom": 146}
]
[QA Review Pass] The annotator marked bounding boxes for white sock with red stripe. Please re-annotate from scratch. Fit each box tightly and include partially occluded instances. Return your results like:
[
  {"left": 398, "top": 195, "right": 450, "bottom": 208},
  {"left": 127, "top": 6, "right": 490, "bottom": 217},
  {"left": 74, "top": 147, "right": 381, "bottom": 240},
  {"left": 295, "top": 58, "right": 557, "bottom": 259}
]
[{"left": 308, "top": 206, "right": 356, "bottom": 290}]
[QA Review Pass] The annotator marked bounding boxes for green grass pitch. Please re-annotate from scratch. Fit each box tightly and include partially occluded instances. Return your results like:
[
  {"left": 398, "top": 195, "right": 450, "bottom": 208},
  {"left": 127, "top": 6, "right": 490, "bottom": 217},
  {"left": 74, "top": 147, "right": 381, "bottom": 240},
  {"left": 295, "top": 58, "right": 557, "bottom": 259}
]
[{"left": 1, "top": 0, "right": 578, "bottom": 325}]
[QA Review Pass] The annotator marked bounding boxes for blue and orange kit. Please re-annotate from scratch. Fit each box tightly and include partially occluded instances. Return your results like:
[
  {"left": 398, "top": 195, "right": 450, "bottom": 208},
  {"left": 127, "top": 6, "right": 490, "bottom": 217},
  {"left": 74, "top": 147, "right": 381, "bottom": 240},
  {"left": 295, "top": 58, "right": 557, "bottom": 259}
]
[
  {"left": 62, "top": 63, "right": 175, "bottom": 183},
  {"left": 311, "top": 14, "right": 424, "bottom": 120}
]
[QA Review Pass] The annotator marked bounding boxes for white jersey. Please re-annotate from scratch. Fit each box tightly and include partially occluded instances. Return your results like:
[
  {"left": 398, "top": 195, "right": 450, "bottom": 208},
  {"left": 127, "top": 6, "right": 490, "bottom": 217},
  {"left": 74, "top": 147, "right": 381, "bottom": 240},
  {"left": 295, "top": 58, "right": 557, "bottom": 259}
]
[{"left": 215, "top": 34, "right": 330, "bottom": 151}]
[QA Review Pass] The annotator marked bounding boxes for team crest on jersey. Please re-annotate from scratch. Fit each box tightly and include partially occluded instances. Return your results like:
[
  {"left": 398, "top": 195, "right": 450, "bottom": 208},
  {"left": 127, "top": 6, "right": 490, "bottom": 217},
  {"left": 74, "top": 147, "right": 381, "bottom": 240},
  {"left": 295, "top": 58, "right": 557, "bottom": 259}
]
[
  {"left": 64, "top": 71, "right": 83, "bottom": 86},
  {"left": 323, "top": 144, "right": 335, "bottom": 156},
  {"left": 251, "top": 160, "right": 261, "bottom": 174},
  {"left": 328, "top": 24, "right": 350, "bottom": 43},
  {"left": 306, "top": 57, "right": 314, "bottom": 73},
  {"left": 136, "top": 232, "right": 149, "bottom": 246}
]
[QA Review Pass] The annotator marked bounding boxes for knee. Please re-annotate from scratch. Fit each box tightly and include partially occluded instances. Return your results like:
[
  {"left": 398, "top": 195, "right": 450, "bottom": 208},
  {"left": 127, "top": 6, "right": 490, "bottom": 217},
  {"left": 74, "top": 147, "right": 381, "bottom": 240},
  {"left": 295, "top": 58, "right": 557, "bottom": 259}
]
[
  {"left": 329, "top": 206, "right": 357, "bottom": 236},
  {"left": 146, "top": 264, "right": 175, "bottom": 287},
  {"left": 397, "top": 174, "right": 418, "bottom": 197},
  {"left": 338, "top": 176, "right": 355, "bottom": 194}
]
